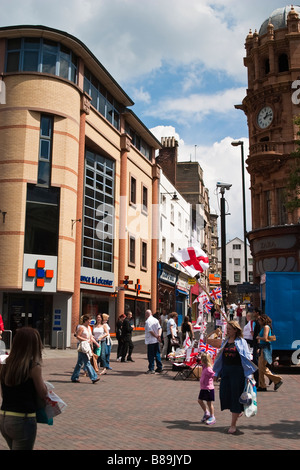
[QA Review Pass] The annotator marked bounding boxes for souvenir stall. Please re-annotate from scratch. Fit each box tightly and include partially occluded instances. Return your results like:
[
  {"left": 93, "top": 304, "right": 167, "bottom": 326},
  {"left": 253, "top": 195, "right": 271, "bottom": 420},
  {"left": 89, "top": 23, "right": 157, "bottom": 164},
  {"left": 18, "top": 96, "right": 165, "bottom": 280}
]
[{"left": 168, "top": 244, "right": 228, "bottom": 379}]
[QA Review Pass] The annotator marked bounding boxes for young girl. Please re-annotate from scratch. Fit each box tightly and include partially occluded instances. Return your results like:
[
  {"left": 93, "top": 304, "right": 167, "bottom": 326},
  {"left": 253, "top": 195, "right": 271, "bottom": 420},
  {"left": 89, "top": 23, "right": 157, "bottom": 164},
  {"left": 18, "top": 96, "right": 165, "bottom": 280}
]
[{"left": 198, "top": 352, "right": 216, "bottom": 425}]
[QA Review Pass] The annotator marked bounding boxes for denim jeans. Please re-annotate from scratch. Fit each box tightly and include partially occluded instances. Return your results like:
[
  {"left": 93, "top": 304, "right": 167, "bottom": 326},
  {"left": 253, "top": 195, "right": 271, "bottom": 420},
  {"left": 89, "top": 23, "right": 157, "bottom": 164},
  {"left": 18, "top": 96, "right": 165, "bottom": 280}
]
[
  {"left": 147, "top": 342, "right": 163, "bottom": 371},
  {"left": 71, "top": 351, "right": 98, "bottom": 382},
  {"left": 0, "top": 414, "right": 37, "bottom": 450}
]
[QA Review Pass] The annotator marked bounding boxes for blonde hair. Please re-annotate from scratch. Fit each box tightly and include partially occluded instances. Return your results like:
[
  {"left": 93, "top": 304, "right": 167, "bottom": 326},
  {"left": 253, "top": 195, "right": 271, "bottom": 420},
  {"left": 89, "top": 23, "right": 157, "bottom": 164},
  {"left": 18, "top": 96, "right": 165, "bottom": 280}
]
[
  {"left": 227, "top": 320, "right": 243, "bottom": 338},
  {"left": 102, "top": 313, "right": 109, "bottom": 322},
  {"left": 0, "top": 327, "right": 43, "bottom": 386},
  {"left": 200, "top": 352, "right": 213, "bottom": 367}
]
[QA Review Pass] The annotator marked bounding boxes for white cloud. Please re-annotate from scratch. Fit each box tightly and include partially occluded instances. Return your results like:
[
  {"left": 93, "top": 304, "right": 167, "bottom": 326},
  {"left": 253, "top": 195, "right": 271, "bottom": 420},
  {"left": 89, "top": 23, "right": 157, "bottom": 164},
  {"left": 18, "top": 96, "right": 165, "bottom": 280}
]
[
  {"left": 146, "top": 87, "right": 246, "bottom": 123},
  {"left": 151, "top": 126, "right": 251, "bottom": 242},
  {"left": 0, "top": 0, "right": 276, "bottom": 84},
  {"left": 131, "top": 87, "right": 151, "bottom": 105}
]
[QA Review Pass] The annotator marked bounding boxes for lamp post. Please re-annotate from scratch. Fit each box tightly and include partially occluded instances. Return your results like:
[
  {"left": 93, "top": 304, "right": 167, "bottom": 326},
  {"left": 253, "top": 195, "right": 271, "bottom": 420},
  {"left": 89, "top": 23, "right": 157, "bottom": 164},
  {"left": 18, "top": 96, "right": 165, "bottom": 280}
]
[
  {"left": 217, "top": 182, "right": 231, "bottom": 307},
  {"left": 231, "top": 140, "right": 248, "bottom": 283}
]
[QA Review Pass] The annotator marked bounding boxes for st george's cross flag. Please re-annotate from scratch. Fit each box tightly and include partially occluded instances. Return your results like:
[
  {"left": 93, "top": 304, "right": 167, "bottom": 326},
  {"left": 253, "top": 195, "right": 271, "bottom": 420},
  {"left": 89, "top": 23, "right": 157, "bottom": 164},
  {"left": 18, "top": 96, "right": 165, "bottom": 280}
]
[{"left": 172, "top": 245, "right": 209, "bottom": 278}]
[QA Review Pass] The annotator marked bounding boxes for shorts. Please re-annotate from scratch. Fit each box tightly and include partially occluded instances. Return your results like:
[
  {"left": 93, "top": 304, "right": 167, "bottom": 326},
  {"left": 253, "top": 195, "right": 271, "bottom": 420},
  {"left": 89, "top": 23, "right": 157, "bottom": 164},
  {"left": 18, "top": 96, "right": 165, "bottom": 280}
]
[{"left": 198, "top": 389, "right": 215, "bottom": 402}]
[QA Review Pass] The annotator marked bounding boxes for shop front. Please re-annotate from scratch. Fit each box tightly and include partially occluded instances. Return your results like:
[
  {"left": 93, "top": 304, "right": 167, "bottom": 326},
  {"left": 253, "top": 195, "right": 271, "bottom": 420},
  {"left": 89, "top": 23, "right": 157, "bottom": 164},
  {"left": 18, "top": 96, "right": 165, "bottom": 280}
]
[
  {"left": 1, "top": 254, "right": 72, "bottom": 348},
  {"left": 175, "top": 274, "right": 190, "bottom": 327},
  {"left": 80, "top": 266, "right": 116, "bottom": 330},
  {"left": 157, "top": 262, "right": 179, "bottom": 315},
  {"left": 2, "top": 293, "right": 53, "bottom": 346}
]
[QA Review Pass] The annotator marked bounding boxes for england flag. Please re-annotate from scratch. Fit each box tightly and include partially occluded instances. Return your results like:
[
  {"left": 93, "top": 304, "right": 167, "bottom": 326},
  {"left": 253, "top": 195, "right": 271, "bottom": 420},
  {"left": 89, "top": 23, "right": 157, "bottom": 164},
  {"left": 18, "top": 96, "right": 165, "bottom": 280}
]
[{"left": 172, "top": 245, "right": 209, "bottom": 278}]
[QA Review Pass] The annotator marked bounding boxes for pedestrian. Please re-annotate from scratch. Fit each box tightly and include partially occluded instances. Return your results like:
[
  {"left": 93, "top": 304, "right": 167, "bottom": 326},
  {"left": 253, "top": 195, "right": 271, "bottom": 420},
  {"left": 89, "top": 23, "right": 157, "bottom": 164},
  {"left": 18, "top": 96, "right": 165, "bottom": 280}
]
[
  {"left": 71, "top": 315, "right": 100, "bottom": 384},
  {"left": 166, "top": 312, "right": 178, "bottom": 358},
  {"left": 160, "top": 309, "right": 169, "bottom": 359},
  {"left": 251, "top": 307, "right": 261, "bottom": 384},
  {"left": 207, "top": 320, "right": 257, "bottom": 434},
  {"left": 236, "top": 304, "right": 243, "bottom": 325},
  {"left": 0, "top": 327, "right": 48, "bottom": 450},
  {"left": 181, "top": 315, "right": 194, "bottom": 345},
  {"left": 198, "top": 352, "right": 216, "bottom": 425},
  {"left": 0, "top": 313, "right": 4, "bottom": 339},
  {"left": 92, "top": 314, "right": 104, "bottom": 363},
  {"left": 121, "top": 311, "right": 134, "bottom": 362},
  {"left": 101, "top": 314, "right": 112, "bottom": 371},
  {"left": 116, "top": 313, "right": 125, "bottom": 361},
  {"left": 243, "top": 312, "right": 255, "bottom": 348},
  {"left": 144, "top": 309, "right": 163, "bottom": 374},
  {"left": 256, "top": 314, "right": 283, "bottom": 392},
  {"left": 229, "top": 305, "right": 235, "bottom": 321}
]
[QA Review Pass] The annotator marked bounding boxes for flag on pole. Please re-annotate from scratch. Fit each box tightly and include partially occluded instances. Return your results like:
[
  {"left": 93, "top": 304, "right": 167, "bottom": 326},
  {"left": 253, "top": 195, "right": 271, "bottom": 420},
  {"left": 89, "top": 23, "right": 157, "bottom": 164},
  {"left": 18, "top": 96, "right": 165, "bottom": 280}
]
[
  {"left": 199, "top": 339, "right": 218, "bottom": 361},
  {"left": 172, "top": 245, "right": 209, "bottom": 278},
  {"left": 209, "top": 287, "right": 222, "bottom": 300}
]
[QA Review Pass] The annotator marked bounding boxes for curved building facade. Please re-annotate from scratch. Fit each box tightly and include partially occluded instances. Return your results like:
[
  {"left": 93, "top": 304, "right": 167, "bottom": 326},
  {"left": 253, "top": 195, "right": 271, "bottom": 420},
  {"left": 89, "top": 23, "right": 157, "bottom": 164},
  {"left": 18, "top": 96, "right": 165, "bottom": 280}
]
[{"left": 0, "top": 25, "right": 160, "bottom": 347}]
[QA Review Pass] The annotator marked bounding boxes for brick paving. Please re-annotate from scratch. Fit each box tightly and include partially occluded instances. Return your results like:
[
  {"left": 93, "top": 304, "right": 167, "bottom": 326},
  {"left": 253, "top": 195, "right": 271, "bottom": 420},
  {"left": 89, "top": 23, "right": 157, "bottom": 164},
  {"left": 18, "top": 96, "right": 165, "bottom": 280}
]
[{"left": 1, "top": 338, "right": 300, "bottom": 452}]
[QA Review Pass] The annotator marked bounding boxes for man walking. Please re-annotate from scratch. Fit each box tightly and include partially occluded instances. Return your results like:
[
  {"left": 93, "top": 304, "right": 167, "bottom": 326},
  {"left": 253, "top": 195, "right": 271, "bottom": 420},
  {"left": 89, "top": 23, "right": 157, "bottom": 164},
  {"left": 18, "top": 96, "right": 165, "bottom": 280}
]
[
  {"left": 144, "top": 309, "right": 163, "bottom": 374},
  {"left": 121, "top": 311, "right": 134, "bottom": 362}
]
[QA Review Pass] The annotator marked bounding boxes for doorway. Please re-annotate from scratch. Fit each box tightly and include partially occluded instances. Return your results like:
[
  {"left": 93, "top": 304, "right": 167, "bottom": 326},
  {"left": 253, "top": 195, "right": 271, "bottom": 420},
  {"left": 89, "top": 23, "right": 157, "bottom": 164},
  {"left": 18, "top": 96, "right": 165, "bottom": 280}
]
[{"left": 7, "top": 294, "right": 52, "bottom": 345}]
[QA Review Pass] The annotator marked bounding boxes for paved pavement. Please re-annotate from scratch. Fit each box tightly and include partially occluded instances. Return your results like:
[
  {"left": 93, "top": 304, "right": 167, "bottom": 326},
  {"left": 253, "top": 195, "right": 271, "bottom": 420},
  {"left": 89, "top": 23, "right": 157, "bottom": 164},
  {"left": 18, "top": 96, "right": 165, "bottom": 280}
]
[{"left": 1, "top": 337, "right": 300, "bottom": 455}]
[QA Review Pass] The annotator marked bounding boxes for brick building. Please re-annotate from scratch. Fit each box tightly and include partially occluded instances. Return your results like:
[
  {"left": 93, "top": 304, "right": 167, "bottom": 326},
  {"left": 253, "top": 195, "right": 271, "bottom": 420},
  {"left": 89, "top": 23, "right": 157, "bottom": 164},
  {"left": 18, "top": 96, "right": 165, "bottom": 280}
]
[
  {"left": 239, "top": 6, "right": 300, "bottom": 289},
  {"left": 0, "top": 25, "right": 161, "bottom": 347}
]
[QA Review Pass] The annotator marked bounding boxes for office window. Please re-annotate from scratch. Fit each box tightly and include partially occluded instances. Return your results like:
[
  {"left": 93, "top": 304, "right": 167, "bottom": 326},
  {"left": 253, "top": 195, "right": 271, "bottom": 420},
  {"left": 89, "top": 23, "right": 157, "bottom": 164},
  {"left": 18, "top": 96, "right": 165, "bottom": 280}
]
[
  {"left": 234, "top": 258, "right": 240, "bottom": 266},
  {"left": 170, "top": 204, "right": 174, "bottom": 224},
  {"left": 141, "top": 241, "right": 147, "bottom": 269},
  {"left": 129, "top": 236, "right": 136, "bottom": 266},
  {"left": 6, "top": 38, "right": 78, "bottom": 83},
  {"left": 234, "top": 271, "right": 241, "bottom": 283},
  {"left": 84, "top": 67, "right": 121, "bottom": 131},
  {"left": 83, "top": 149, "right": 115, "bottom": 272},
  {"left": 130, "top": 176, "right": 136, "bottom": 205},
  {"left": 265, "top": 190, "right": 272, "bottom": 226},
  {"left": 24, "top": 184, "right": 60, "bottom": 256},
  {"left": 277, "top": 188, "right": 287, "bottom": 225},
  {"left": 125, "top": 123, "right": 151, "bottom": 160},
  {"left": 142, "top": 185, "right": 148, "bottom": 213},
  {"left": 38, "top": 115, "right": 53, "bottom": 187}
]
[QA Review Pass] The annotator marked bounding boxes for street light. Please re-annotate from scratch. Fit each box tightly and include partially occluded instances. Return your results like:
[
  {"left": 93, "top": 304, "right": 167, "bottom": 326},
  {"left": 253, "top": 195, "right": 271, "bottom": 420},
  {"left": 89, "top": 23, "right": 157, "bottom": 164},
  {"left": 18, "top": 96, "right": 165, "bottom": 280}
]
[
  {"left": 217, "top": 182, "right": 232, "bottom": 307},
  {"left": 231, "top": 140, "right": 248, "bottom": 283},
  {"left": 161, "top": 191, "right": 179, "bottom": 201}
]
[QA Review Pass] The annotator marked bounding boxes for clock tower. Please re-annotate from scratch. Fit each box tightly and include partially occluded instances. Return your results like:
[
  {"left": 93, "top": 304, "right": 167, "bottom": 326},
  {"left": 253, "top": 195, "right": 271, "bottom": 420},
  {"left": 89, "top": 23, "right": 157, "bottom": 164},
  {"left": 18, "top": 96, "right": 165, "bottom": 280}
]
[{"left": 240, "top": 5, "right": 300, "bottom": 286}]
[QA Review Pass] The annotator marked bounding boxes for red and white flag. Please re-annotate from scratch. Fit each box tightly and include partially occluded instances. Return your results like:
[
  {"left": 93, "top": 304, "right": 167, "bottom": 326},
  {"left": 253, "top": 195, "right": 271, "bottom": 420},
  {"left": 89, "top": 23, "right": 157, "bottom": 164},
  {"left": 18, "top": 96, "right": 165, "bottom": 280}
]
[{"left": 172, "top": 245, "right": 209, "bottom": 277}]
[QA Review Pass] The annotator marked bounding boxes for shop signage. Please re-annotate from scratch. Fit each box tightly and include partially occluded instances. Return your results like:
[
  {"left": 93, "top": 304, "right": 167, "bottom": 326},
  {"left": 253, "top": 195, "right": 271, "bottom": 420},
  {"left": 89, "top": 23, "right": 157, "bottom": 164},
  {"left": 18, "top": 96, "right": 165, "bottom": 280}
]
[
  {"left": 159, "top": 269, "right": 177, "bottom": 285},
  {"left": 80, "top": 267, "right": 114, "bottom": 292},
  {"left": 23, "top": 254, "right": 57, "bottom": 293}
]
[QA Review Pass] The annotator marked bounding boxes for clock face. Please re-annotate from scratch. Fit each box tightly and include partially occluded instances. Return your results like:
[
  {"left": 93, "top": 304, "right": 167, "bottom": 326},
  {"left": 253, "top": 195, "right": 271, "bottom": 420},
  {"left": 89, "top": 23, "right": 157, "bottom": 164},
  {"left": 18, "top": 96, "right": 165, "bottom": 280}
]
[{"left": 257, "top": 106, "right": 274, "bottom": 129}]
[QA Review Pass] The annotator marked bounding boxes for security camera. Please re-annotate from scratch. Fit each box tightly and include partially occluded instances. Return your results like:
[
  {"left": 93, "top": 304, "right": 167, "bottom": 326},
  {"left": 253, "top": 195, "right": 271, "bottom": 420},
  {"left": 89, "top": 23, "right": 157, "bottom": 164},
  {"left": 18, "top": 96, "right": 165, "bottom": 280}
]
[{"left": 216, "top": 182, "right": 232, "bottom": 190}]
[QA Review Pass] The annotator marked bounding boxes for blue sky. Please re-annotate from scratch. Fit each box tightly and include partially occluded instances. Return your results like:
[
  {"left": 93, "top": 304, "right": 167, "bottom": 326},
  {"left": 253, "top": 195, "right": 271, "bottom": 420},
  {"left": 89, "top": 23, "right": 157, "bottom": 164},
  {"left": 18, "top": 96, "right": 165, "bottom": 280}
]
[{"left": 0, "top": 0, "right": 288, "bottom": 241}]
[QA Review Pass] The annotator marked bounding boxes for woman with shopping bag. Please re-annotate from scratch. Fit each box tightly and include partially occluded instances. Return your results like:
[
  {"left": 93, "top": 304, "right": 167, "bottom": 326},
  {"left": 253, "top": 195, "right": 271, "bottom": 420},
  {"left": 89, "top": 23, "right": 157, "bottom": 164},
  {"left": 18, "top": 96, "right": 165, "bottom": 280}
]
[
  {"left": 206, "top": 321, "right": 257, "bottom": 434},
  {"left": 0, "top": 327, "right": 48, "bottom": 450},
  {"left": 71, "top": 315, "right": 100, "bottom": 384}
]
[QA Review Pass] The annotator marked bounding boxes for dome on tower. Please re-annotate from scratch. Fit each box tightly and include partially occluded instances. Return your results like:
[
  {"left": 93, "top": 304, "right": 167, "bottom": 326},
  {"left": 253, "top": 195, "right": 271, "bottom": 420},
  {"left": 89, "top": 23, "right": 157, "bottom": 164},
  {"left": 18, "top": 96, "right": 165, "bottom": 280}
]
[{"left": 259, "top": 5, "right": 300, "bottom": 35}]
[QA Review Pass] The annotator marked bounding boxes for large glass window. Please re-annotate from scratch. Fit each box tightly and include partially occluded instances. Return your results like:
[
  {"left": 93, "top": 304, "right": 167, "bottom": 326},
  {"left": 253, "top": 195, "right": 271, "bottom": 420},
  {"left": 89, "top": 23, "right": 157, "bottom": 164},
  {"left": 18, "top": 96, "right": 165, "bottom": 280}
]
[
  {"left": 83, "top": 150, "right": 115, "bottom": 272},
  {"left": 6, "top": 38, "right": 78, "bottom": 83},
  {"left": 125, "top": 122, "right": 151, "bottom": 160},
  {"left": 84, "top": 67, "right": 121, "bottom": 131},
  {"left": 24, "top": 185, "right": 60, "bottom": 256}
]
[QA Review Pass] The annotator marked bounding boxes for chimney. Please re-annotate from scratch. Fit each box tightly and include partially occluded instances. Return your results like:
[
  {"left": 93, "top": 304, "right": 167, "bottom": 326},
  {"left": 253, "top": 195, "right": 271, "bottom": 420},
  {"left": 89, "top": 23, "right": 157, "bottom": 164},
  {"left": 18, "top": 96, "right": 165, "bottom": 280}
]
[{"left": 156, "top": 137, "right": 178, "bottom": 187}]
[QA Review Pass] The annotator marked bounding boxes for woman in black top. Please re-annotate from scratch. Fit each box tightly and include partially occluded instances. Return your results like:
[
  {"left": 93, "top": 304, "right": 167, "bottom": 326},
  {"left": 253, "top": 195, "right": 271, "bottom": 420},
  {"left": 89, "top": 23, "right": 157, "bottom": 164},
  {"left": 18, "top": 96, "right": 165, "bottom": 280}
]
[
  {"left": 0, "top": 327, "right": 47, "bottom": 450},
  {"left": 181, "top": 316, "right": 194, "bottom": 344}
]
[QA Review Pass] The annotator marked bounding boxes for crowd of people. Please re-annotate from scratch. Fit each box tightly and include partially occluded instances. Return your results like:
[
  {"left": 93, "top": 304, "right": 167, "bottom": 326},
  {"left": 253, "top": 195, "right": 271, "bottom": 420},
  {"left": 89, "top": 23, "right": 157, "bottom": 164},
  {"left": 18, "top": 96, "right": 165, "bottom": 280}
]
[{"left": 0, "top": 304, "right": 285, "bottom": 449}]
